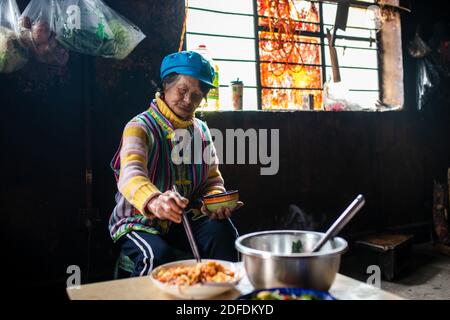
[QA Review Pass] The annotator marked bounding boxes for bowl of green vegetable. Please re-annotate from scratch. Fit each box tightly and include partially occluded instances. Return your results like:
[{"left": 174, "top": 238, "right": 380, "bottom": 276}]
[{"left": 235, "top": 230, "right": 348, "bottom": 291}]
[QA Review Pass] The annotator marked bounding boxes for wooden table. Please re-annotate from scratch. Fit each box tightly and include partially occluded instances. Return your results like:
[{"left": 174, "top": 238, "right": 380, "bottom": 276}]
[{"left": 67, "top": 271, "right": 403, "bottom": 300}]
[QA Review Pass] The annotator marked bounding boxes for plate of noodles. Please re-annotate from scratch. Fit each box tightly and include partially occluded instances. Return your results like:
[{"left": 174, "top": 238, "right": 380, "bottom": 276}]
[{"left": 150, "top": 259, "right": 243, "bottom": 299}]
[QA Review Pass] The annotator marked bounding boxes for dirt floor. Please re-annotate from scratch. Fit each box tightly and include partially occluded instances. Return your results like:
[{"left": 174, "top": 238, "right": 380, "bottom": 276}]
[{"left": 340, "top": 242, "right": 450, "bottom": 300}]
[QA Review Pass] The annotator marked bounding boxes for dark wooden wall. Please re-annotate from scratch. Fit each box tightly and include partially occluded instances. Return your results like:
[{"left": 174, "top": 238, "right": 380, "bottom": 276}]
[
  {"left": 199, "top": 108, "right": 449, "bottom": 235},
  {"left": 0, "top": 0, "right": 448, "bottom": 298},
  {"left": 1, "top": 0, "right": 185, "bottom": 297}
]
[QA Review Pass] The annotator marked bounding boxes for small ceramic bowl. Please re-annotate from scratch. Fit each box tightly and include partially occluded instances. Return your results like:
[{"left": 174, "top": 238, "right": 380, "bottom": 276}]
[{"left": 203, "top": 190, "right": 239, "bottom": 213}]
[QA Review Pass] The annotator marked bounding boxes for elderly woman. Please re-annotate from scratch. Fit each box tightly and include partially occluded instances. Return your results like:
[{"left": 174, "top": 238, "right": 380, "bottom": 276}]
[{"left": 109, "top": 51, "right": 243, "bottom": 277}]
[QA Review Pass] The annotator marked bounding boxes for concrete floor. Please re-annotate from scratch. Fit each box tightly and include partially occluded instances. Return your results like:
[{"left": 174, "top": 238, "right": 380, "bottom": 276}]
[{"left": 340, "top": 242, "right": 450, "bottom": 300}]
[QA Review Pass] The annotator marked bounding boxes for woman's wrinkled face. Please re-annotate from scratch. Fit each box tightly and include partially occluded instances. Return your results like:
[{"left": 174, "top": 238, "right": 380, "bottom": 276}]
[{"left": 163, "top": 75, "right": 205, "bottom": 119}]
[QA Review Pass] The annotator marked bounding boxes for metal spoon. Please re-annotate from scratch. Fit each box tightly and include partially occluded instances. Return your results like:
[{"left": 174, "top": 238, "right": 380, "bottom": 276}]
[{"left": 310, "top": 194, "right": 365, "bottom": 253}]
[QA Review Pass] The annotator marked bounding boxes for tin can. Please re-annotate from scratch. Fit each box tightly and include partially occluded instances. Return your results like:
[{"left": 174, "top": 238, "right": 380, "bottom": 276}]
[{"left": 231, "top": 79, "right": 243, "bottom": 111}]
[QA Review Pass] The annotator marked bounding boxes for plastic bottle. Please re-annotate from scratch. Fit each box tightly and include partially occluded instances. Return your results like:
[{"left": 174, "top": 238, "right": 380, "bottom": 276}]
[{"left": 193, "top": 44, "right": 219, "bottom": 111}]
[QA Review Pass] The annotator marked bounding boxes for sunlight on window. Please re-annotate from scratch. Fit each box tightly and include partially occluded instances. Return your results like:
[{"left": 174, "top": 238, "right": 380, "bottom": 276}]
[
  {"left": 323, "top": 3, "right": 379, "bottom": 109},
  {"left": 186, "top": 0, "right": 381, "bottom": 111},
  {"left": 187, "top": 0, "right": 258, "bottom": 110},
  {"left": 189, "top": 0, "right": 253, "bottom": 14},
  {"left": 187, "top": 7, "right": 254, "bottom": 38},
  {"left": 258, "top": 1, "right": 323, "bottom": 110},
  {"left": 260, "top": 34, "right": 323, "bottom": 109}
]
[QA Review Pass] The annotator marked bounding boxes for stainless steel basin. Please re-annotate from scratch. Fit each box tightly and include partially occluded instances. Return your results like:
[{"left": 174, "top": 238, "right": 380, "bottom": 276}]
[{"left": 235, "top": 230, "right": 348, "bottom": 291}]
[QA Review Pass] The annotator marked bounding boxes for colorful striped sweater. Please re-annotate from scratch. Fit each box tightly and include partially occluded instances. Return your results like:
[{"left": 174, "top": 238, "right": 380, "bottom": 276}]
[{"left": 109, "top": 94, "right": 225, "bottom": 242}]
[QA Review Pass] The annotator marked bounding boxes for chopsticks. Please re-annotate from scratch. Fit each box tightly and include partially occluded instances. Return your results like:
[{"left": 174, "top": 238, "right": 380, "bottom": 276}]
[{"left": 172, "top": 185, "right": 202, "bottom": 263}]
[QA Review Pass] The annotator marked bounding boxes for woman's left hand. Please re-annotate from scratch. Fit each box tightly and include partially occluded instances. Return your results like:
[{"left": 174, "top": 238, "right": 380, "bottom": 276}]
[{"left": 200, "top": 201, "right": 244, "bottom": 220}]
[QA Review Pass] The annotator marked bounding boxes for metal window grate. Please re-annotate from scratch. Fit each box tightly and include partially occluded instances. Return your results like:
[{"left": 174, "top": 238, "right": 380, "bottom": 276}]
[{"left": 186, "top": 0, "right": 381, "bottom": 110}]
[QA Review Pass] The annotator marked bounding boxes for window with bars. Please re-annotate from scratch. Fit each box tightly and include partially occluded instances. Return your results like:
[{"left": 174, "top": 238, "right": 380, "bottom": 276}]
[{"left": 186, "top": 0, "right": 389, "bottom": 111}]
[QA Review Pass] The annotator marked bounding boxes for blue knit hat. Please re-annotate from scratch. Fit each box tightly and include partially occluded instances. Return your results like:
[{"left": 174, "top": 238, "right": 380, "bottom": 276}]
[{"left": 160, "top": 51, "right": 216, "bottom": 88}]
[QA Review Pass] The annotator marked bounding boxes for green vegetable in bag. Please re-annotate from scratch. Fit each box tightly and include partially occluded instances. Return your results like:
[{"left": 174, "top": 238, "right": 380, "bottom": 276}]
[
  {"left": 57, "top": 19, "right": 140, "bottom": 59},
  {"left": 0, "top": 0, "right": 29, "bottom": 72},
  {"left": 0, "top": 26, "right": 28, "bottom": 73},
  {"left": 109, "top": 19, "right": 132, "bottom": 60},
  {"left": 57, "top": 24, "right": 116, "bottom": 57},
  {"left": 54, "top": 0, "right": 145, "bottom": 59}
]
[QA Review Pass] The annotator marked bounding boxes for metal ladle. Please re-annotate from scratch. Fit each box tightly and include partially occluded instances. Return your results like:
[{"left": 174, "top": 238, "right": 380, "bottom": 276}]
[{"left": 310, "top": 194, "right": 366, "bottom": 253}]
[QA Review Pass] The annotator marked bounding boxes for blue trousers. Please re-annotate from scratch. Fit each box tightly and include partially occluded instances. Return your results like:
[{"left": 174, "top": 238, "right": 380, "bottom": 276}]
[{"left": 119, "top": 215, "right": 239, "bottom": 277}]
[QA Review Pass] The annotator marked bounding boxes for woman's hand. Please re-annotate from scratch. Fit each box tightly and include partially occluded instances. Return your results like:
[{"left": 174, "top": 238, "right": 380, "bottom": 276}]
[
  {"left": 146, "top": 191, "right": 189, "bottom": 223},
  {"left": 200, "top": 201, "right": 244, "bottom": 220}
]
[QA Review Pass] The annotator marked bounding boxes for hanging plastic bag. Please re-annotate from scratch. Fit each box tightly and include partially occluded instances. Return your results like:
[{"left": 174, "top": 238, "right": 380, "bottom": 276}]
[
  {"left": 323, "top": 81, "right": 346, "bottom": 111},
  {"left": 19, "top": 0, "right": 69, "bottom": 66},
  {"left": 416, "top": 57, "right": 440, "bottom": 112},
  {"left": 408, "top": 30, "right": 431, "bottom": 59},
  {"left": 323, "top": 78, "right": 364, "bottom": 111},
  {"left": 0, "top": 0, "right": 28, "bottom": 73},
  {"left": 54, "top": 0, "right": 146, "bottom": 59}
]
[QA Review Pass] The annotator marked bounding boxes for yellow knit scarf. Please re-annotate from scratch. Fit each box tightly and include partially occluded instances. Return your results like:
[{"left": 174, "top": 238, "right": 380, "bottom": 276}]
[{"left": 154, "top": 92, "right": 194, "bottom": 129}]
